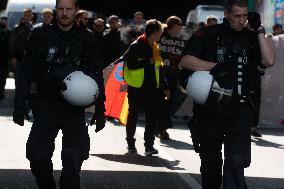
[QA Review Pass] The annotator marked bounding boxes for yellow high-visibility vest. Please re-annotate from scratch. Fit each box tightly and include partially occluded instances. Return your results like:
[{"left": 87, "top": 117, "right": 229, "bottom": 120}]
[{"left": 124, "top": 42, "right": 163, "bottom": 88}]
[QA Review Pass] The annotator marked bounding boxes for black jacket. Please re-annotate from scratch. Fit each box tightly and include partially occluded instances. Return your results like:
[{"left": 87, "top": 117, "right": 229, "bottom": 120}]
[
  {"left": 124, "top": 35, "right": 168, "bottom": 90},
  {"left": 103, "top": 28, "right": 122, "bottom": 68},
  {"left": 182, "top": 18, "right": 262, "bottom": 96},
  {"left": 9, "top": 22, "right": 32, "bottom": 61},
  {"left": 0, "top": 29, "right": 11, "bottom": 68},
  {"left": 14, "top": 23, "right": 105, "bottom": 116}
]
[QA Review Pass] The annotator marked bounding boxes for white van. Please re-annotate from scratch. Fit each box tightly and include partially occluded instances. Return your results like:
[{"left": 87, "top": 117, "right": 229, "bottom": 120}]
[
  {"left": 186, "top": 5, "right": 224, "bottom": 27},
  {"left": 5, "top": 0, "right": 56, "bottom": 29}
]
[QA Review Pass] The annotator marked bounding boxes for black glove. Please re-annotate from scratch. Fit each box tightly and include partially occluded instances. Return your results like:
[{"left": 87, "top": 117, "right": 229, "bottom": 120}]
[
  {"left": 95, "top": 113, "right": 106, "bottom": 133},
  {"left": 13, "top": 111, "right": 25, "bottom": 126},
  {"left": 210, "top": 63, "right": 233, "bottom": 88},
  {"left": 179, "top": 69, "right": 192, "bottom": 90},
  {"left": 187, "top": 117, "right": 200, "bottom": 153},
  {"left": 50, "top": 76, "right": 67, "bottom": 92},
  {"left": 90, "top": 113, "right": 106, "bottom": 132},
  {"left": 248, "top": 12, "right": 261, "bottom": 31}
]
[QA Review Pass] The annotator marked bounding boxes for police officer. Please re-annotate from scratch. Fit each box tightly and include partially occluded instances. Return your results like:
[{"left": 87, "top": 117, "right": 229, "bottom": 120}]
[
  {"left": 9, "top": 8, "right": 33, "bottom": 73},
  {"left": 13, "top": 0, "right": 106, "bottom": 188},
  {"left": 180, "top": 0, "right": 275, "bottom": 189},
  {"left": 0, "top": 16, "right": 11, "bottom": 100}
]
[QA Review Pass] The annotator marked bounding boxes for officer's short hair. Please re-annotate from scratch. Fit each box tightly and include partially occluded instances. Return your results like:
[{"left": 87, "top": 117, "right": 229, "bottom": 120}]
[
  {"left": 134, "top": 11, "right": 143, "bottom": 17},
  {"left": 165, "top": 15, "right": 182, "bottom": 30},
  {"left": 145, "top": 19, "right": 162, "bottom": 36},
  {"left": 42, "top": 8, "right": 53, "bottom": 14},
  {"left": 0, "top": 16, "right": 8, "bottom": 21},
  {"left": 225, "top": 0, "right": 248, "bottom": 12},
  {"left": 108, "top": 15, "right": 119, "bottom": 23},
  {"left": 75, "top": 10, "right": 88, "bottom": 20},
  {"left": 94, "top": 18, "right": 105, "bottom": 24},
  {"left": 206, "top": 15, "right": 218, "bottom": 23},
  {"left": 23, "top": 8, "right": 32, "bottom": 14}
]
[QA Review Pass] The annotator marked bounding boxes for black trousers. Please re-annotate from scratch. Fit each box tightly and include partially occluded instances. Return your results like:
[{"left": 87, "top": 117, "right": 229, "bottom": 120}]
[
  {"left": 126, "top": 86, "right": 157, "bottom": 148},
  {"left": 196, "top": 103, "right": 253, "bottom": 189},
  {"left": 155, "top": 89, "right": 173, "bottom": 134},
  {"left": 251, "top": 89, "right": 261, "bottom": 128},
  {"left": 26, "top": 101, "right": 90, "bottom": 189},
  {"left": 0, "top": 64, "right": 8, "bottom": 97}
]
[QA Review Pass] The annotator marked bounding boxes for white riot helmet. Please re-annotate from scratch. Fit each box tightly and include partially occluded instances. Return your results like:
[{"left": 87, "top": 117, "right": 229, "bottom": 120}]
[
  {"left": 61, "top": 71, "right": 99, "bottom": 107},
  {"left": 186, "top": 71, "right": 232, "bottom": 107}
]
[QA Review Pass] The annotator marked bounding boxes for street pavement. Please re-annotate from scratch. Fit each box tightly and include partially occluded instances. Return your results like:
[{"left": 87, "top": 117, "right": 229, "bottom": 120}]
[{"left": 0, "top": 78, "right": 284, "bottom": 189}]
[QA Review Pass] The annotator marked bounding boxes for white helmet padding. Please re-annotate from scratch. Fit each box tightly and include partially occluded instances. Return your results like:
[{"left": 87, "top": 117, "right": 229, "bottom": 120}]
[
  {"left": 186, "top": 71, "right": 232, "bottom": 107},
  {"left": 61, "top": 71, "right": 99, "bottom": 107}
]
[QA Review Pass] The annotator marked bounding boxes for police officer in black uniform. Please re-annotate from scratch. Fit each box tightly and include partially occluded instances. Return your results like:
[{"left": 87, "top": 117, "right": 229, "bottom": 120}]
[
  {"left": 0, "top": 16, "right": 11, "bottom": 100},
  {"left": 13, "top": 0, "right": 106, "bottom": 188},
  {"left": 180, "top": 0, "right": 275, "bottom": 189}
]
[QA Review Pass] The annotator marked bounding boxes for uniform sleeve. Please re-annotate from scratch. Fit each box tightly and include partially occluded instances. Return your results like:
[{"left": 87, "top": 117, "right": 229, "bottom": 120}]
[
  {"left": 13, "top": 30, "right": 37, "bottom": 112},
  {"left": 251, "top": 35, "right": 264, "bottom": 68},
  {"left": 181, "top": 30, "right": 205, "bottom": 58},
  {"left": 85, "top": 33, "right": 106, "bottom": 116},
  {"left": 9, "top": 28, "right": 18, "bottom": 59}
]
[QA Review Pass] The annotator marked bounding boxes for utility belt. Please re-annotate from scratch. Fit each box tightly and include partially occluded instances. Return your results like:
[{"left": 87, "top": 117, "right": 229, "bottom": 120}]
[
  {"left": 232, "top": 94, "right": 256, "bottom": 113},
  {"left": 232, "top": 95, "right": 249, "bottom": 104}
]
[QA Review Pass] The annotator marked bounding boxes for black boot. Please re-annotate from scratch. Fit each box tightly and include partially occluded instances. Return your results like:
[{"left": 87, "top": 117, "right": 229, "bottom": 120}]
[
  {"left": 145, "top": 147, "right": 158, "bottom": 156},
  {"left": 126, "top": 138, "right": 137, "bottom": 153}
]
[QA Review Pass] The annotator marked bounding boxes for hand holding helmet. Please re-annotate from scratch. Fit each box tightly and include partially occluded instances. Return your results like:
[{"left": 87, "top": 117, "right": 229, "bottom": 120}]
[
  {"left": 209, "top": 63, "right": 233, "bottom": 88},
  {"left": 51, "top": 76, "right": 67, "bottom": 91},
  {"left": 186, "top": 71, "right": 232, "bottom": 110},
  {"left": 61, "top": 71, "right": 99, "bottom": 107}
]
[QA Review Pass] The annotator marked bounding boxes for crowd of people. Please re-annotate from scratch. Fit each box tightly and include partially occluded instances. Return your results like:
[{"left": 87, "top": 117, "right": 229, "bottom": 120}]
[{"left": 0, "top": 0, "right": 279, "bottom": 188}]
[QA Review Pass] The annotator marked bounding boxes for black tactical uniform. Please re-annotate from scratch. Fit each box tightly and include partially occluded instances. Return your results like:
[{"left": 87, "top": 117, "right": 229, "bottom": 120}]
[
  {"left": 0, "top": 26, "right": 11, "bottom": 99},
  {"left": 102, "top": 27, "right": 122, "bottom": 68},
  {"left": 13, "top": 23, "right": 105, "bottom": 189},
  {"left": 183, "top": 18, "right": 262, "bottom": 189}
]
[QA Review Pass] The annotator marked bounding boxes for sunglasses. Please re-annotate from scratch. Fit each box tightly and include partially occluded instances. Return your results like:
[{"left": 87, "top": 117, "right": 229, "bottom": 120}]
[{"left": 94, "top": 25, "right": 103, "bottom": 28}]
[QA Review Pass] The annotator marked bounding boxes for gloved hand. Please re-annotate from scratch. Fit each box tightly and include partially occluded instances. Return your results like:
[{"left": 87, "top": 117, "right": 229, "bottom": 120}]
[
  {"left": 50, "top": 76, "right": 67, "bottom": 92},
  {"left": 13, "top": 110, "right": 25, "bottom": 126},
  {"left": 95, "top": 113, "right": 106, "bottom": 133},
  {"left": 90, "top": 112, "right": 106, "bottom": 132},
  {"left": 210, "top": 63, "right": 233, "bottom": 88},
  {"left": 179, "top": 69, "right": 192, "bottom": 90},
  {"left": 248, "top": 12, "right": 261, "bottom": 31}
]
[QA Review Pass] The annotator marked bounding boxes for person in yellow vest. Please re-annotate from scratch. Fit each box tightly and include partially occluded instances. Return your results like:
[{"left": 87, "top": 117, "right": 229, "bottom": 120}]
[{"left": 124, "top": 19, "right": 169, "bottom": 156}]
